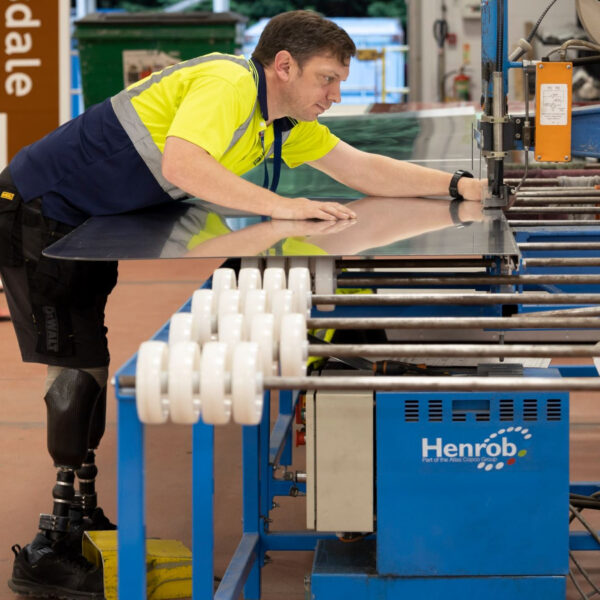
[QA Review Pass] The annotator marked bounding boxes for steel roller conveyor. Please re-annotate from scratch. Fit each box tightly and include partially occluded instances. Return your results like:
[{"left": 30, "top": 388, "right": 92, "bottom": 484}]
[{"left": 41, "top": 82, "right": 600, "bottom": 600}]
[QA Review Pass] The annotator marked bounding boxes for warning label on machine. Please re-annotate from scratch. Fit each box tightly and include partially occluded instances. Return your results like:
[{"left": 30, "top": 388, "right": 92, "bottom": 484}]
[{"left": 540, "top": 83, "right": 568, "bottom": 126}]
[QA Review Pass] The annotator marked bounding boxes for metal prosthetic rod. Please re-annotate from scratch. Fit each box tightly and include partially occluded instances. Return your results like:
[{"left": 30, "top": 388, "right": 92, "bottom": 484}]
[
  {"left": 39, "top": 468, "right": 75, "bottom": 542},
  {"left": 77, "top": 386, "right": 106, "bottom": 518},
  {"left": 39, "top": 369, "right": 100, "bottom": 540}
]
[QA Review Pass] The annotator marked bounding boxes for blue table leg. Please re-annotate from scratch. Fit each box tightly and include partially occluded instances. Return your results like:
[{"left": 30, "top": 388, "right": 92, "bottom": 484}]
[
  {"left": 117, "top": 395, "right": 146, "bottom": 600},
  {"left": 242, "top": 391, "right": 269, "bottom": 600},
  {"left": 278, "top": 390, "right": 293, "bottom": 467},
  {"left": 192, "top": 421, "right": 215, "bottom": 599}
]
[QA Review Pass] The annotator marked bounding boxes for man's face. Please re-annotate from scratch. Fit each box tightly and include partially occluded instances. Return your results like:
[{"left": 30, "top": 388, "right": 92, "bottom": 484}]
[{"left": 282, "top": 53, "right": 350, "bottom": 121}]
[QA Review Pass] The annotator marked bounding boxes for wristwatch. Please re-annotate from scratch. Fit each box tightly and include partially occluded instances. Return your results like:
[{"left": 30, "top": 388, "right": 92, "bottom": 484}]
[{"left": 449, "top": 169, "right": 474, "bottom": 201}]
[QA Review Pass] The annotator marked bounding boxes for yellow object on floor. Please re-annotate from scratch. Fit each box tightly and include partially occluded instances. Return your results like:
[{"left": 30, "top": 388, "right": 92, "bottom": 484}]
[{"left": 83, "top": 531, "right": 192, "bottom": 600}]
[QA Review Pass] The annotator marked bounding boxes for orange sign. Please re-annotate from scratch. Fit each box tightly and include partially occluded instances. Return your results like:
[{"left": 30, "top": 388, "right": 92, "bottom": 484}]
[{"left": 0, "top": 0, "right": 70, "bottom": 164}]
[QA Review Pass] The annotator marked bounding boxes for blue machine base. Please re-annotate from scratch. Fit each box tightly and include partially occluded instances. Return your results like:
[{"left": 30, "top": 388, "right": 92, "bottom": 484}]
[{"left": 310, "top": 540, "right": 566, "bottom": 600}]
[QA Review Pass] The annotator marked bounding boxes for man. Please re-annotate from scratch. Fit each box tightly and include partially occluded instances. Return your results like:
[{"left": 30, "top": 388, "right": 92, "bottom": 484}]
[{"left": 0, "top": 10, "right": 482, "bottom": 599}]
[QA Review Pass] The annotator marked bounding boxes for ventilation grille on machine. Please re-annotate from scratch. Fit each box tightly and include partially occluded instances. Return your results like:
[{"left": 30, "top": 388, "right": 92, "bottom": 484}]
[
  {"left": 402, "top": 396, "right": 561, "bottom": 423},
  {"left": 547, "top": 398, "right": 562, "bottom": 421},
  {"left": 428, "top": 399, "right": 443, "bottom": 422},
  {"left": 524, "top": 399, "right": 539, "bottom": 422},
  {"left": 404, "top": 399, "right": 419, "bottom": 422},
  {"left": 500, "top": 399, "right": 515, "bottom": 421}
]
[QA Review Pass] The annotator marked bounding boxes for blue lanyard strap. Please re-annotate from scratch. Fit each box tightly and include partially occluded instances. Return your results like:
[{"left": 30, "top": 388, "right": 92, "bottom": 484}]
[{"left": 261, "top": 123, "right": 282, "bottom": 193}]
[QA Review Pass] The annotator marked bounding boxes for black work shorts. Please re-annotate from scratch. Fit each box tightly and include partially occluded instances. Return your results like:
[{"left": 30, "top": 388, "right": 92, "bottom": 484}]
[{"left": 0, "top": 168, "right": 118, "bottom": 368}]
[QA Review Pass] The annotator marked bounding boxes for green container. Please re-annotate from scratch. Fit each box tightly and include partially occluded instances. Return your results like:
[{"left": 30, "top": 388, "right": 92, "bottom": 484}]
[{"left": 74, "top": 11, "right": 247, "bottom": 108}]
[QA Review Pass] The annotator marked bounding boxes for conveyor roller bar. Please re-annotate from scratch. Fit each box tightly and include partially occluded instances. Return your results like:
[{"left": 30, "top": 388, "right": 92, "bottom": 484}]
[
  {"left": 312, "top": 292, "right": 600, "bottom": 305},
  {"left": 307, "top": 343, "right": 600, "bottom": 358},
  {"left": 305, "top": 317, "right": 600, "bottom": 329},
  {"left": 335, "top": 258, "right": 494, "bottom": 269},
  {"left": 517, "top": 190, "right": 600, "bottom": 197},
  {"left": 518, "top": 242, "right": 600, "bottom": 250},
  {"left": 263, "top": 376, "right": 600, "bottom": 392},
  {"left": 509, "top": 207, "right": 600, "bottom": 214},
  {"left": 509, "top": 220, "right": 600, "bottom": 226},
  {"left": 505, "top": 179, "right": 561, "bottom": 186},
  {"left": 523, "top": 258, "right": 600, "bottom": 267},
  {"left": 118, "top": 375, "right": 600, "bottom": 392},
  {"left": 514, "top": 197, "right": 600, "bottom": 204},
  {"left": 517, "top": 307, "right": 600, "bottom": 317},
  {"left": 340, "top": 275, "right": 600, "bottom": 285}
]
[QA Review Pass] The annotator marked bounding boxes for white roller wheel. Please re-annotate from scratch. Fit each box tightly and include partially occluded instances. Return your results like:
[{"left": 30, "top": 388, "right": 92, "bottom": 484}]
[
  {"left": 266, "top": 256, "right": 286, "bottom": 270},
  {"left": 279, "top": 313, "right": 308, "bottom": 377},
  {"left": 272, "top": 289, "right": 294, "bottom": 340},
  {"left": 238, "top": 268, "right": 262, "bottom": 308},
  {"left": 594, "top": 341, "right": 600, "bottom": 376},
  {"left": 243, "top": 289, "right": 267, "bottom": 340},
  {"left": 168, "top": 312, "right": 194, "bottom": 345},
  {"left": 232, "top": 342, "right": 264, "bottom": 425},
  {"left": 314, "top": 257, "right": 336, "bottom": 312},
  {"left": 250, "top": 313, "right": 276, "bottom": 377},
  {"left": 168, "top": 341, "right": 201, "bottom": 424},
  {"left": 191, "top": 289, "right": 215, "bottom": 343},
  {"left": 136, "top": 341, "right": 169, "bottom": 424},
  {"left": 241, "top": 257, "right": 263, "bottom": 270},
  {"left": 217, "top": 289, "right": 240, "bottom": 334},
  {"left": 288, "top": 257, "right": 309, "bottom": 270},
  {"left": 211, "top": 268, "right": 237, "bottom": 312},
  {"left": 200, "top": 342, "right": 231, "bottom": 425},
  {"left": 218, "top": 312, "right": 243, "bottom": 369},
  {"left": 263, "top": 267, "right": 286, "bottom": 311},
  {"left": 288, "top": 267, "right": 312, "bottom": 318}
]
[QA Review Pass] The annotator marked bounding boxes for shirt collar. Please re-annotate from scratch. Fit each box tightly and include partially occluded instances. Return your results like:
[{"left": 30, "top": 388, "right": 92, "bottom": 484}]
[{"left": 249, "top": 58, "right": 296, "bottom": 133}]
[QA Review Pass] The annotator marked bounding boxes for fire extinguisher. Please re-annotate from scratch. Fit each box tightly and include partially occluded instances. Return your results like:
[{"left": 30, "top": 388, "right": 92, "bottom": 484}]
[{"left": 453, "top": 68, "right": 471, "bottom": 101}]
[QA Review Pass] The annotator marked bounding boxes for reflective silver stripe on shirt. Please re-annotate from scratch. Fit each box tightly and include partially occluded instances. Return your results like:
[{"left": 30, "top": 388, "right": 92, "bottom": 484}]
[
  {"left": 110, "top": 54, "right": 252, "bottom": 200},
  {"left": 222, "top": 98, "right": 258, "bottom": 157}
]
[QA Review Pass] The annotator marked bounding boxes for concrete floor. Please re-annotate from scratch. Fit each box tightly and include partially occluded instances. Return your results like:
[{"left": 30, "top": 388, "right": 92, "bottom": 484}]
[{"left": 1, "top": 258, "right": 599, "bottom": 600}]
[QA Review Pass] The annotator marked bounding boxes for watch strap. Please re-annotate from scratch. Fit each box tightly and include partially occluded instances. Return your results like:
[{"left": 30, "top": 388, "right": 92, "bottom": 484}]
[{"left": 449, "top": 169, "right": 474, "bottom": 200}]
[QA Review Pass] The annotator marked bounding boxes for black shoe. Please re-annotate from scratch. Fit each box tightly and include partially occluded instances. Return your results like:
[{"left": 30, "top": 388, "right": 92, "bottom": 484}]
[{"left": 7, "top": 536, "right": 104, "bottom": 600}]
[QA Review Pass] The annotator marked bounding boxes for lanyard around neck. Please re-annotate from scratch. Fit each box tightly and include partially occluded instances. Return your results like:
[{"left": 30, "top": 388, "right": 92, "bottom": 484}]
[{"left": 260, "top": 122, "right": 282, "bottom": 194}]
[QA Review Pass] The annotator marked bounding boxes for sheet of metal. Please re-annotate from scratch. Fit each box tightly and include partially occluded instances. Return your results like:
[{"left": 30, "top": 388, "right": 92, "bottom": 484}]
[{"left": 43, "top": 195, "right": 519, "bottom": 260}]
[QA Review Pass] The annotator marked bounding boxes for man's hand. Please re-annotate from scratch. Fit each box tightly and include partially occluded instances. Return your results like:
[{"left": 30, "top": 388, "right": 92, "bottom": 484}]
[
  {"left": 268, "top": 218, "right": 356, "bottom": 237},
  {"left": 271, "top": 197, "right": 357, "bottom": 221},
  {"left": 458, "top": 177, "right": 486, "bottom": 202}
]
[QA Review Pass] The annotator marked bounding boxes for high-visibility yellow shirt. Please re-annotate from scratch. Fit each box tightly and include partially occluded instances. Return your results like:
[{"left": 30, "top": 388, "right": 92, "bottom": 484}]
[{"left": 125, "top": 53, "right": 340, "bottom": 176}]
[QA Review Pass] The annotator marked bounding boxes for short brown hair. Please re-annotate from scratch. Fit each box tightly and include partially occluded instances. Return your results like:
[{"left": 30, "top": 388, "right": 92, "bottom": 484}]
[{"left": 252, "top": 10, "right": 356, "bottom": 69}]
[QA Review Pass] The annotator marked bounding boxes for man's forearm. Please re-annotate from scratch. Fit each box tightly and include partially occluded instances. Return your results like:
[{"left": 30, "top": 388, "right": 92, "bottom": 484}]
[
  {"left": 348, "top": 153, "right": 463, "bottom": 198},
  {"left": 163, "top": 138, "right": 282, "bottom": 216},
  {"left": 162, "top": 136, "right": 357, "bottom": 221}
]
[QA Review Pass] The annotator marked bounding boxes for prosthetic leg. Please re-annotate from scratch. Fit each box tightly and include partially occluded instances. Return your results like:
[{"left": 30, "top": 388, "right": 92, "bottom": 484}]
[
  {"left": 75, "top": 385, "right": 116, "bottom": 530},
  {"left": 41, "top": 369, "right": 102, "bottom": 542},
  {"left": 8, "top": 369, "right": 105, "bottom": 599}
]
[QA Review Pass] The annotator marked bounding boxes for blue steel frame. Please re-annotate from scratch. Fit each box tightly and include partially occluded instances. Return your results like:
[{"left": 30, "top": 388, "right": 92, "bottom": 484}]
[
  {"left": 113, "top": 245, "right": 600, "bottom": 598},
  {"left": 112, "top": 0, "right": 600, "bottom": 594}
]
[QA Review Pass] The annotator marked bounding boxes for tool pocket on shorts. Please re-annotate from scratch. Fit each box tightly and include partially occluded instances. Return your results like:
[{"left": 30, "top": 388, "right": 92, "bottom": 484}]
[
  {"left": 28, "top": 254, "right": 77, "bottom": 357},
  {"left": 0, "top": 187, "right": 23, "bottom": 267}
]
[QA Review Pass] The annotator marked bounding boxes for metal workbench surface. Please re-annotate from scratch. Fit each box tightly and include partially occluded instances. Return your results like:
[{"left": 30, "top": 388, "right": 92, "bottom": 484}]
[{"left": 43, "top": 195, "right": 517, "bottom": 261}]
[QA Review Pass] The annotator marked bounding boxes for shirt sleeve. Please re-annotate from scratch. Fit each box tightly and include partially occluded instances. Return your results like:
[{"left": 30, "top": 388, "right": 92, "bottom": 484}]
[
  {"left": 167, "top": 75, "right": 251, "bottom": 162},
  {"left": 281, "top": 120, "right": 340, "bottom": 168}
]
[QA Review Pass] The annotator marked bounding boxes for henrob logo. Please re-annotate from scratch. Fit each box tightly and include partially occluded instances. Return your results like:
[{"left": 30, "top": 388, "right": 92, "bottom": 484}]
[{"left": 421, "top": 426, "right": 533, "bottom": 471}]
